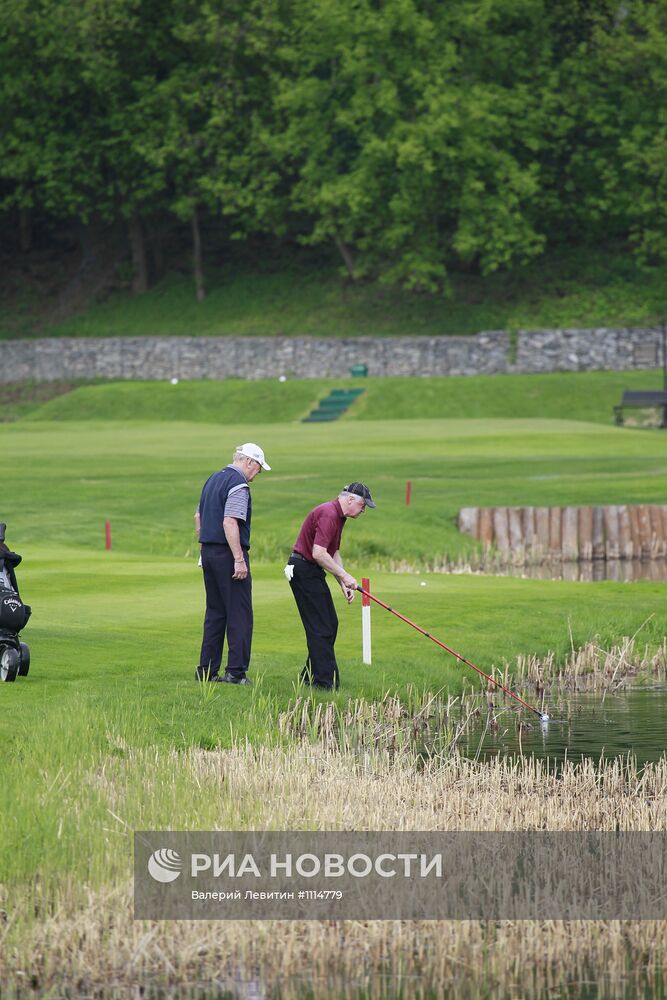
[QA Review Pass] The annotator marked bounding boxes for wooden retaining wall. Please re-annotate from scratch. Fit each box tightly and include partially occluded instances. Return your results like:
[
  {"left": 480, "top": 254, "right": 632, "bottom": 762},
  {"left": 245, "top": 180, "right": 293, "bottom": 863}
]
[{"left": 458, "top": 505, "right": 667, "bottom": 562}]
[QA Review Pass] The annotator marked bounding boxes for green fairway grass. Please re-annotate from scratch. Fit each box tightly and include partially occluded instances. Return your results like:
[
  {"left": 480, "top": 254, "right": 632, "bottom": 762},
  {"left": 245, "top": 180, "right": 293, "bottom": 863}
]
[
  {"left": 4, "top": 545, "right": 666, "bottom": 748},
  {"left": 2, "top": 413, "right": 666, "bottom": 566},
  {"left": 2, "top": 406, "right": 666, "bottom": 779},
  {"left": 2, "top": 406, "right": 665, "bottom": 757}
]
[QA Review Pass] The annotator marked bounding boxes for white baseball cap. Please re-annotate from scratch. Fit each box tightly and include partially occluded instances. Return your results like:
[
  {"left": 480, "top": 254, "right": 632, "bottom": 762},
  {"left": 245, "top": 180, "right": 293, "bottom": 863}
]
[{"left": 237, "top": 443, "right": 271, "bottom": 471}]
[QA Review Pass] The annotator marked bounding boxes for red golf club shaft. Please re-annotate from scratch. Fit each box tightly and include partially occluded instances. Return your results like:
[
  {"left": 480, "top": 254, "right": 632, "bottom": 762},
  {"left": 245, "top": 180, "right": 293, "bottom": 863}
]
[{"left": 357, "top": 586, "right": 544, "bottom": 719}]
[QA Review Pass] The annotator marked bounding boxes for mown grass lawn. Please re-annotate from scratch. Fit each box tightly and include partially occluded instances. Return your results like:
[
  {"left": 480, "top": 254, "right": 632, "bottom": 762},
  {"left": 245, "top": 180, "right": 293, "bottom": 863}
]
[
  {"left": 2, "top": 407, "right": 666, "bottom": 566},
  {"left": 3, "top": 546, "right": 666, "bottom": 751},
  {"left": 1, "top": 404, "right": 666, "bottom": 754},
  {"left": 2, "top": 538, "right": 665, "bottom": 892},
  {"left": 14, "top": 368, "right": 665, "bottom": 426},
  {"left": 1, "top": 390, "right": 666, "bottom": 995}
]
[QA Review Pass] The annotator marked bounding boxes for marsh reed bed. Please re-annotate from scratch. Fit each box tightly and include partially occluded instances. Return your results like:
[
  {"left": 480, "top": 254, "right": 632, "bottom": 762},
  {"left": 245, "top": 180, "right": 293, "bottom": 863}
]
[
  {"left": 507, "top": 635, "right": 667, "bottom": 694},
  {"left": 2, "top": 640, "right": 666, "bottom": 997},
  {"left": 2, "top": 700, "right": 667, "bottom": 999}
]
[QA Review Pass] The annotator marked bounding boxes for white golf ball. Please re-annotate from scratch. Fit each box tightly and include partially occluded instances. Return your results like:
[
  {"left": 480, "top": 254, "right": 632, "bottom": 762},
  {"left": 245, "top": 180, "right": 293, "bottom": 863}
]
[
  {"left": 279, "top": 375, "right": 287, "bottom": 382},
  {"left": 420, "top": 581, "right": 427, "bottom": 587},
  {"left": 170, "top": 377, "right": 179, "bottom": 385}
]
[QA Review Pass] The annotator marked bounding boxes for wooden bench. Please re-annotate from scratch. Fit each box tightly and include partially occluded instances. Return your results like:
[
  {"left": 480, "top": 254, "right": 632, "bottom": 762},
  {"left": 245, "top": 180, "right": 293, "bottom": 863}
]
[{"left": 614, "top": 390, "right": 667, "bottom": 426}]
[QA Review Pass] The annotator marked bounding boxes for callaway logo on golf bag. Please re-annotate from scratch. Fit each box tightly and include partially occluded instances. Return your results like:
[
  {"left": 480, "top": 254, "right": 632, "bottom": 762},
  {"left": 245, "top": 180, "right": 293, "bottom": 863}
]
[{"left": 0, "top": 590, "right": 29, "bottom": 630}]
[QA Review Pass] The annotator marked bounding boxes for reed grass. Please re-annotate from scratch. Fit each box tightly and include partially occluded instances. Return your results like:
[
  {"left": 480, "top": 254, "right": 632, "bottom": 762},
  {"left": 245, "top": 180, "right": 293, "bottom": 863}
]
[
  {"left": 509, "top": 636, "right": 667, "bottom": 694},
  {"left": 2, "top": 737, "right": 666, "bottom": 998},
  {"left": 276, "top": 690, "right": 471, "bottom": 758}
]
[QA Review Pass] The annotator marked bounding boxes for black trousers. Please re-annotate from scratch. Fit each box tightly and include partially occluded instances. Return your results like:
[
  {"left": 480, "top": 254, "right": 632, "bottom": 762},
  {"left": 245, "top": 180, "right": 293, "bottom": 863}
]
[
  {"left": 288, "top": 555, "right": 339, "bottom": 689},
  {"left": 199, "top": 544, "right": 252, "bottom": 679}
]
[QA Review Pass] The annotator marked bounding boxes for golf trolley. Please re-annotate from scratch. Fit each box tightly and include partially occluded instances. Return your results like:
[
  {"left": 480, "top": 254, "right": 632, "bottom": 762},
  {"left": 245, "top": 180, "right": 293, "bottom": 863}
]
[{"left": 0, "top": 522, "right": 31, "bottom": 682}]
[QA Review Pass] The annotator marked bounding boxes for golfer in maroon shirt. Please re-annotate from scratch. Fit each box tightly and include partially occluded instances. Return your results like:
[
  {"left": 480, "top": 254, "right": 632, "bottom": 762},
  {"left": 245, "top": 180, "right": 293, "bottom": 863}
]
[{"left": 286, "top": 483, "right": 376, "bottom": 689}]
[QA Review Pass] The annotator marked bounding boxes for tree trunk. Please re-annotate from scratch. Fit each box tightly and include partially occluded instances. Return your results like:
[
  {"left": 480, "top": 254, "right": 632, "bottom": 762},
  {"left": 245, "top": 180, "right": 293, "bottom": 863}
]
[
  {"left": 146, "top": 220, "right": 164, "bottom": 283},
  {"left": 334, "top": 235, "right": 356, "bottom": 282},
  {"left": 192, "top": 206, "right": 206, "bottom": 302},
  {"left": 129, "top": 216, "right": 148, "bottom": 294},
  {"left": 54, "top": 218, "right": 124, "bottom": 322},
  {"left": 19, "top": 207, "right": 32, "bottom": 252}
]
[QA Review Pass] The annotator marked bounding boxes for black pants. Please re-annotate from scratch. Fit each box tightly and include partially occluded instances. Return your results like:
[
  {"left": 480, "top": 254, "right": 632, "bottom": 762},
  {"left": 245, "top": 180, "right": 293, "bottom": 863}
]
[
  {"left": 199, "top": 544, "right": 252, "bottom": 679},
  {"left": 288, "top": 555, "right": 339, "bottom": 689}
]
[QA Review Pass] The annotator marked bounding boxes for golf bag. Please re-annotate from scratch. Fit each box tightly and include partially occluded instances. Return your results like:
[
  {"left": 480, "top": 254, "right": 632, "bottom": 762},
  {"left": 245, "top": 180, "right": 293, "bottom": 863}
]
[{"left": 0, "top": 522, "right": 31, "bottom": 682}]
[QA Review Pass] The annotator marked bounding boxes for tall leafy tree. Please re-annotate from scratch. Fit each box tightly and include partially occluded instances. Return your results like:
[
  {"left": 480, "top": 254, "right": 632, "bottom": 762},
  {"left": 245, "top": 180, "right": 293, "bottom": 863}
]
[
  {"left": 0, "top": 0, "right": 183, "bottom": 290},
  {"left": 586, "top": 2, "right": 667, "bottom": 264},
  {"left": 130, "top": 0, "right": 284, "bottom": 298},
  {"left": 2, "top": 0, "right": 666, "bottom": 304},
  {"left": 261, "top": 0, "right": 557, "bottom": 291}
]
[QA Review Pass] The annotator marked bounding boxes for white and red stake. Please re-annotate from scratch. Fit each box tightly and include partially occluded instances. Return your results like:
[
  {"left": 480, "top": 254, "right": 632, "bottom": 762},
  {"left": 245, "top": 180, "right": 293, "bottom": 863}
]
[{"left": 361, "top": 577, "right": 372, "bottom": 665}]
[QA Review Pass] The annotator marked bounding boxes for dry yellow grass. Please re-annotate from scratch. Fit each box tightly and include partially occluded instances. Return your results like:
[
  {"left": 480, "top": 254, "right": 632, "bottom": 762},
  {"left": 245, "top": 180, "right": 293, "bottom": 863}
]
[
  {"left": 510, "top": 636, "right": 667, "bottom": 693},
  {"left": 2, "top": 740, "right": 667, "bottom": 998}
]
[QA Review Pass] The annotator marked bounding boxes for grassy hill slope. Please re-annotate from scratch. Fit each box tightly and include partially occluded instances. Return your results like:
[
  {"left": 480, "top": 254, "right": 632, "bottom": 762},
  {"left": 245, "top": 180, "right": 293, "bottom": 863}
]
[
  {"left": 13, "top": 369, "right": 664, "bottom": 426},
  {"left": 3, "top": 245, "right": 667, "bottom": 339}
]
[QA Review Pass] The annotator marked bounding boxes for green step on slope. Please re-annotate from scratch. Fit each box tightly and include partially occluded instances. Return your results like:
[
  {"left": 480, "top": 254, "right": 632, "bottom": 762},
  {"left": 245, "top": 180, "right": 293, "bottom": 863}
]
[{"left": 302, "top": 388, "right": 365, "bottom": 423}]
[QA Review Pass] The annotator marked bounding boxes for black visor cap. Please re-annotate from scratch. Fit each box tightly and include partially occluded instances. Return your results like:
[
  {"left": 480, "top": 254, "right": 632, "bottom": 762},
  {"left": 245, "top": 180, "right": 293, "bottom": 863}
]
[{"left": 344, "top": 482, "right": 376, "bottom": 508}]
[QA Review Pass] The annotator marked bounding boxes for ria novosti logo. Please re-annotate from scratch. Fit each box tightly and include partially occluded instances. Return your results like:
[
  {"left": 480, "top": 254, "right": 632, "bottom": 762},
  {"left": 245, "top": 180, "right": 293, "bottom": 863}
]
[{"left": 148, "top": 848, "right": 183, "bottom": 883}]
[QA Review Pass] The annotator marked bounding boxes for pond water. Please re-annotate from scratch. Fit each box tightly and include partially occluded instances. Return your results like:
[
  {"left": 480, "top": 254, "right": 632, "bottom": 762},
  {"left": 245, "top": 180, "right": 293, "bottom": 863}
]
[
  {"left": 483, "top": 559, "right": 667, "bottom": 583},
  {"left": 459, "top": 688, "right": 667, "bottom": 767}
]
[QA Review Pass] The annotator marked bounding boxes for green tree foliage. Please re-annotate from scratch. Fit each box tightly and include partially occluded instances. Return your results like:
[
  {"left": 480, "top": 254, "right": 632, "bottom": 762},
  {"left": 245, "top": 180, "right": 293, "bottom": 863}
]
[
  {"left": 1, "top": 0, "right": 666, "bottom": 298},
  {"left": 130, "top": 1, "right": 283, "bottom": 233},
  {"left": 0, "top": 0, "right": 176, "bottom": 221},
  {"left": 265, "top": 0, "right": 553, "bottom": 290},
  {"left": 588, "top": 3, "right": 667, "bottom": 264}
]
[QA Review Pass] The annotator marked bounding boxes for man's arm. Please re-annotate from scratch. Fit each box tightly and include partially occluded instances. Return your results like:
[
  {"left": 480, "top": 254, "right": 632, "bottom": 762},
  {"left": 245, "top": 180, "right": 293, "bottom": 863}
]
[
  {"left": 223, "top": 517, "right": 248, "bottom": 579},
  {"left": 332, "top": 549, "right": 356, "bottom": 604},
  {"left": 312, "top": 544, "right": 357, "bottom": 600},
  {"left": 194, "top": 510, "right": 202, "bottom": 567}
]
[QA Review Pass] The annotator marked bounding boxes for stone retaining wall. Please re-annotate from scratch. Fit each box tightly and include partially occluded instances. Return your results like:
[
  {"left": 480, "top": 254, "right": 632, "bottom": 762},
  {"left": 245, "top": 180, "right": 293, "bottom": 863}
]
[
  {"left": 514, "top": 326, "right": 664, "bottom": 373},
  {"left": 0, "top": 326, "right": 664, "bottom": 383}
]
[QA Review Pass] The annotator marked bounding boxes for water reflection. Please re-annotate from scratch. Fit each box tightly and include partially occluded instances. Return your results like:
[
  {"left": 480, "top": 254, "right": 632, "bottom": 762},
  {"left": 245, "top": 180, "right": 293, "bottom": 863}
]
[
  {"left": 485, "top": 559, "right": 667, "bottom": 583},
  {"left": 460, "top": 689, "right": 667, "bottom": 768}
]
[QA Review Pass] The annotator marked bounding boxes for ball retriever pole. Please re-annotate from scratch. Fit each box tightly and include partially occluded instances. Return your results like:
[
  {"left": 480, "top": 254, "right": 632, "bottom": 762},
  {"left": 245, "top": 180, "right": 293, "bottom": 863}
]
[{"left": 356, "top": 586, "right": 549, "bottom": 722}]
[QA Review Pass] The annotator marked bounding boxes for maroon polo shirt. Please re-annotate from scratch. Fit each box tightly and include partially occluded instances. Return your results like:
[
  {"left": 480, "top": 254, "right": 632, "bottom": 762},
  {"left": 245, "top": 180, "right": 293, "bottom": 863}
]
[{"left": 293, "top": 499, "right": 346, "bottom": 561}]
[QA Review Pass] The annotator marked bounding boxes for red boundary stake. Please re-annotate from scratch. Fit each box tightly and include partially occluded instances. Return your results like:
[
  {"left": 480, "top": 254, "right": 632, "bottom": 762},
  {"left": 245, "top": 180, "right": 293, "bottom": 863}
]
[
  {"left": 356, "top": 585, "right": 548, "bottom": 720},
  {"left": 361, "top": 578, "right": 370, "bottom": 606},
  {"left": 405, "top": 480, "right": 412, "bottom": 505},
  {"left": 105, "top": 521, "right": 112, "bottom": 550}
]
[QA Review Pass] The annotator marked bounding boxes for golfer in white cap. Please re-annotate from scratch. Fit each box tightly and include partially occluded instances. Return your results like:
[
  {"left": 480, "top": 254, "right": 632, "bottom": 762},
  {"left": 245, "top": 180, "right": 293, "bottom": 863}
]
[{"left": 195, "top": 443, "right": 271, "bottom": 684}]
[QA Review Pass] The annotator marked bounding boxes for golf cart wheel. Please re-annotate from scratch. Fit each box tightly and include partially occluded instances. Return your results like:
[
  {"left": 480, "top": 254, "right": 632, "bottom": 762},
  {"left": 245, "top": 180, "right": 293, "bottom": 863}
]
[
  {"left": 0, "top": 647, "right": 20, "bottom": 682},
  {"left": 19, "top": 642, "right": 30, "bottom": 677}
]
